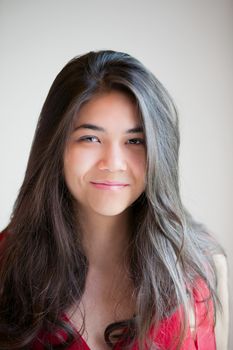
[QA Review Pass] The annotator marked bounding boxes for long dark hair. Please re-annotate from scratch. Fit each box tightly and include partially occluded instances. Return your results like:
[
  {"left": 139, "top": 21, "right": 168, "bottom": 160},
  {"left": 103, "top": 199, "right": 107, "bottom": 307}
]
[{"left": 0, "top": 50, "right": 224, "bottom": 349}]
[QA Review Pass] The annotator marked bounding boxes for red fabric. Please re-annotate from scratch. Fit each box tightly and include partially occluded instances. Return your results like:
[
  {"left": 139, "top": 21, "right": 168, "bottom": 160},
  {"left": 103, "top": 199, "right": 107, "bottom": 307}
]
[
  {"left": 32, "top": 280, "right": 216, "bottom": 350},
  {"left": 0, "top": 231, "right": 216, "bottom": 349},
  {"left": 0, "top": 230, "right": 7, "bottom": 243}
]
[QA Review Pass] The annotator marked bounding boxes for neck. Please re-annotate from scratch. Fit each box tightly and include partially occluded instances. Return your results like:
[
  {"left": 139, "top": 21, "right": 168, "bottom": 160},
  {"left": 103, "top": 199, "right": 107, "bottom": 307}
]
[{"left": 77, "top": 208, "right": 133, "bottom": 270}]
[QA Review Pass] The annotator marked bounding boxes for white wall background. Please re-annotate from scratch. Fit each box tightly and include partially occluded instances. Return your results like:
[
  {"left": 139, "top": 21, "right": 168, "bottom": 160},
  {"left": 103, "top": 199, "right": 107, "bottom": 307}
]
[{"left": 0, "top": 0, "right": 232, "bottom": 347}]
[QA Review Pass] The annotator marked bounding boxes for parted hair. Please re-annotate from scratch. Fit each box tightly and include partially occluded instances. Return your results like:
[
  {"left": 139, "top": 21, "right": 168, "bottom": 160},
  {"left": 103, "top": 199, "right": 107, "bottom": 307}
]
[{"left": 0, "top": 50, "right": 224, "bottom": 349}]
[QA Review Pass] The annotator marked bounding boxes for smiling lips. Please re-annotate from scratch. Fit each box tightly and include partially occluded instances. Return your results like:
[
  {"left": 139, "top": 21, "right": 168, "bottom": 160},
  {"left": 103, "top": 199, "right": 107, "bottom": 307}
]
[{"left": 90, "top": 181, "right": 129, "bottom": 190}]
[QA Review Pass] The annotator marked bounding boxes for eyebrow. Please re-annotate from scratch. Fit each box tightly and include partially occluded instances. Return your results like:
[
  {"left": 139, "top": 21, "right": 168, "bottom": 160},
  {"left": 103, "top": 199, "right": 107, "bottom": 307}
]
[{"left": 74, "top": 123, "right": 144, "bottom": 134}]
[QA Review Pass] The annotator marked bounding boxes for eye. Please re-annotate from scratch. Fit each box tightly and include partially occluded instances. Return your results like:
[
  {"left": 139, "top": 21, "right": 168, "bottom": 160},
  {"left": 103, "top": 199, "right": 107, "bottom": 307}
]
[
  {"left": 127, "top": 138, "right": 145, "bottom": 145},
  {"left": 78, "top": 135, "right": 100, "bottom": 143}
]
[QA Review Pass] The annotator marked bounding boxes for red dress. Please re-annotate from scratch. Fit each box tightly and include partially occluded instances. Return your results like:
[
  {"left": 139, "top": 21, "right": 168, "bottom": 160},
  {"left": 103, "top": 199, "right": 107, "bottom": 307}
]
[{"left": 0, "top": 231, "right": 216, "bottom": 349}]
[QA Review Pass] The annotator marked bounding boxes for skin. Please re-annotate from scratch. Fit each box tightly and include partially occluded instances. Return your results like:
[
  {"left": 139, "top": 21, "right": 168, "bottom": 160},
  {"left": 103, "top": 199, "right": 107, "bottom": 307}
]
[
  {"left": 213, "top": 254, "right": 229, "bottom": 350},
  {"left": 63, "top": 90, "right": 229, "bottom": 349},
  {"left": 63, "top": 90, "right": 146, "bottom": 350},
  {"left": 63, "top": 90, "right": 146, "bottom": 264}
]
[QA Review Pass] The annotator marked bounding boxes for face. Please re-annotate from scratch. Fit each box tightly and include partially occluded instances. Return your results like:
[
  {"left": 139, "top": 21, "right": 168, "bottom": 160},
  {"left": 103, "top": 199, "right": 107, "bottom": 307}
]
[{"left": 63, "top": 90, "right": 146, "bottom": 218}]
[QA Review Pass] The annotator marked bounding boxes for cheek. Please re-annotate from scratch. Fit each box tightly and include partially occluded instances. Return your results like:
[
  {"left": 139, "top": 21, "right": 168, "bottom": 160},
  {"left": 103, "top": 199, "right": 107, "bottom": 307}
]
[
  {"left": 63, "top": 148, "right": 96, "bottom": 184},
  {"left": 131, "top": 152, "right": 147, "bottom": 178}
]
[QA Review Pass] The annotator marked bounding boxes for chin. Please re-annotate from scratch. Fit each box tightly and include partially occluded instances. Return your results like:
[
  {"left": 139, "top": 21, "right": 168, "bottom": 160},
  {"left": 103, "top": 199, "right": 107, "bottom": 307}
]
[{"left": 91, "top": 206, "right": 129, "bottom": 217}]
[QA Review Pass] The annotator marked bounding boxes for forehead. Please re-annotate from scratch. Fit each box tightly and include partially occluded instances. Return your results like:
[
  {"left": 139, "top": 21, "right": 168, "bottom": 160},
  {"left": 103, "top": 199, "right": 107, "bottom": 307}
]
[{"left": 74, "top": 91, "right": 142, "bottom": 127}]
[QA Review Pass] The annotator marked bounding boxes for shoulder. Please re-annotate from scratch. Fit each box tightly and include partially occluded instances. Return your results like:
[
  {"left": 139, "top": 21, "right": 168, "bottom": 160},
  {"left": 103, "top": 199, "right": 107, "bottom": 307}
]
[
  {"left": 188, "top": 255, "right": 228, "bottom": 349},
  {"left": 213, "top": 254, "right": 229, "bottom": 350},
  {"left": 0, "top": 229, "right": 10, "bottom": 245},
  {"left": 212, "top": 254, "right": 228, "bottom": 311},
  {"left": 0, "top": 231, "right": 6, "bottom": 242},
  {"left": 213, "top": 253, "right": 228, "bottom": 281}
]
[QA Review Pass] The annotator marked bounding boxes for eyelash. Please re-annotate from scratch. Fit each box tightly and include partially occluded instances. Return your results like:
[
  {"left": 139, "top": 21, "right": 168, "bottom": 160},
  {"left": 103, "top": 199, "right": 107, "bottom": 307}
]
[{"left": 78, "top": 136, "right": 145, "bottom": 145}]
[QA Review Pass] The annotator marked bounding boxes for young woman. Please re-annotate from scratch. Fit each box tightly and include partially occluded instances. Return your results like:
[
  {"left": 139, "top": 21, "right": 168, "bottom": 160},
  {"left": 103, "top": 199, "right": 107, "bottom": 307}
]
[{"left": 0, "top": 50, "right": 229, "bottom": 349}]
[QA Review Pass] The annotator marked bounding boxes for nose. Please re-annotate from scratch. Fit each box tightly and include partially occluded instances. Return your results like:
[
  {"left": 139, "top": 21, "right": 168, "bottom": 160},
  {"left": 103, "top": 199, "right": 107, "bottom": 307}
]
[{"left": 98, "top": 144, "right": 127, "bottom": 172}]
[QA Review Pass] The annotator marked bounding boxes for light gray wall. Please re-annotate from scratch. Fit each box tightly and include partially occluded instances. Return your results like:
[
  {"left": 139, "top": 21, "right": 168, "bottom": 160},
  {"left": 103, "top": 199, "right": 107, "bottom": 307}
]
[{"left": 0, "top": 0, "right": 232, "bottom": 346}]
